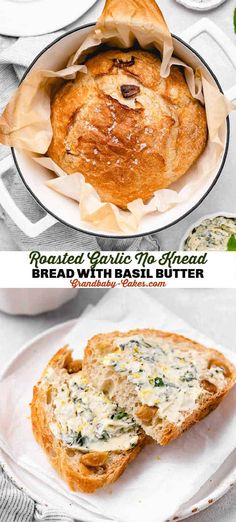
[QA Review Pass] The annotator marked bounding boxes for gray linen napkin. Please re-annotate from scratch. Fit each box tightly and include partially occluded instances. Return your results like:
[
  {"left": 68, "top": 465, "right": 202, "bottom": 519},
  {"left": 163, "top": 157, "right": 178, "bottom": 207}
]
[
  {"left": 0, "top": 467, "right": 74, "bottom": 522},
  {"left": 0, "top": 34, "right": 160, "bottom": 251}
]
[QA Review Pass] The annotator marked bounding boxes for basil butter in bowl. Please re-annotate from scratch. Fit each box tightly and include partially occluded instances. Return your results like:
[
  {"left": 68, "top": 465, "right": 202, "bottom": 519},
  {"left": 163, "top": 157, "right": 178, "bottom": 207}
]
[{"left": 180, "top": 213, "right": 236, "bottom": 251}]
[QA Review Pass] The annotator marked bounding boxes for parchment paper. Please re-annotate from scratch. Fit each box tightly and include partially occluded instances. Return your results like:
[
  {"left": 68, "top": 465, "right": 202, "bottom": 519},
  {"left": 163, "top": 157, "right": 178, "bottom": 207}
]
[
  {"left": 0, "top": 0, "right": 235, "bottom": 233},
  {"left": 0, "top": 289, "right": 235, "bottom": 522}
]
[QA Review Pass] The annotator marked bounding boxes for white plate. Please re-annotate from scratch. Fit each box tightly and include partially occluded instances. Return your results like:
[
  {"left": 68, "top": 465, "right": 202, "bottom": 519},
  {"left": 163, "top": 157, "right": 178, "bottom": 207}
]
[
  {"left": 176, "top": 0, "right": 228, "bottom": 11},
  {"left": 12, "top": 25, "right": 229, "bottom": 239},
  {"left": 0, "top": 318, "right": 235, "bottom": 521},
  {"left": 0, "top": 0, "right": 98, "bottom": 37}
]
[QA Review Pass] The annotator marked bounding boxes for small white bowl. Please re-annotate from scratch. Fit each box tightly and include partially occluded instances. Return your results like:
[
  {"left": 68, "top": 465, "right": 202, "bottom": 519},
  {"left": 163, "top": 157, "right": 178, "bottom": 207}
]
[
  {"left": 176, "top": 0, "right": 228, "bottom": 11},
  {"left": 12, "top": 25, "right": 230, "bottom": 239},
  {"left": 0, "top": 289, "right": 78, "bottom": 316},
  {"left": 179, "top": 212, "right": 236, "bottom": 250}
]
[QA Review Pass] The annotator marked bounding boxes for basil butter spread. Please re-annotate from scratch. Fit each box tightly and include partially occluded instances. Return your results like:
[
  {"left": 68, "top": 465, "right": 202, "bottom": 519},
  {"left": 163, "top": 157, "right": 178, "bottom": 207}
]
[
  {"left": 184, "top": 216, "right": 236, "bottom": 251},
  {"left": 43, "top": 367, "right": 139, "bottom": 452},
  {"left": 103, "top": 335, "right": 226, "bottom": 425}
]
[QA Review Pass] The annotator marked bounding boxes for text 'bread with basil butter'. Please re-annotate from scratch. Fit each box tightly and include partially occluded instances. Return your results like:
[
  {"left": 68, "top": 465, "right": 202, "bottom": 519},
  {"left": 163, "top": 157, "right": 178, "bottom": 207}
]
[
  {"left": 83, "top": 329, "right": 236, "bottom": 445},
  {"left": 31, "top": 347, "right": 147, "bottom": 493}
]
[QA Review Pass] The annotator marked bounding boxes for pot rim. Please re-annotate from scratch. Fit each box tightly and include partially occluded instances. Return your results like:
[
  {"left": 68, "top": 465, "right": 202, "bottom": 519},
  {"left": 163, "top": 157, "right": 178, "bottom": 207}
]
[{"left": 12, "top": 23, "right": 230, "bottom": 240}]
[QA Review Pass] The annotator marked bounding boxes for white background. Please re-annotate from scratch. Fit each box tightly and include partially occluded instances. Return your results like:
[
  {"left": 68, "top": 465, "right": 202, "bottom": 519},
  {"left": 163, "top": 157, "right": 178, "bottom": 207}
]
[{"left": 0, "top": 287, "right": 236, "bottom": 521}]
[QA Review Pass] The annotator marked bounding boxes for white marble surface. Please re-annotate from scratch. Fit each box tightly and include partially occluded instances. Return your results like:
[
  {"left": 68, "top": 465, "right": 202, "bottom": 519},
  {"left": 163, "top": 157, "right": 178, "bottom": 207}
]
[
  {"left": 0, "top": 0, "right": 236, "bottom": 249},
  {"left": 0, "top": 287, "right": 235, "bottom": 521}
]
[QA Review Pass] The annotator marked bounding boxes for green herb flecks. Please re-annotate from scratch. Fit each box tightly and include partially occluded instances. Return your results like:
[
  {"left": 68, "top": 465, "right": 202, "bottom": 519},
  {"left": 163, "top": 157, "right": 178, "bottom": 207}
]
[
  {"left": 234, "top": 8, "right": 236, "bottom": 33},
  {"left": 111, "top": 411, "right": 129, "bottom": 421},
  {"left": 100, "top": 430, "right": 110, "bottom": 441},
  {"left": 154, "top": 377, "right": 165, "bottom": 387},
  {"left": 180, "top": 371, "right": 195, "bottom": 382},
  {"left": 63, "top": 431, "right": 86, "bottom": 447},
  {"left": 227, "top": 234, "right": 236, "bottom": 251}
]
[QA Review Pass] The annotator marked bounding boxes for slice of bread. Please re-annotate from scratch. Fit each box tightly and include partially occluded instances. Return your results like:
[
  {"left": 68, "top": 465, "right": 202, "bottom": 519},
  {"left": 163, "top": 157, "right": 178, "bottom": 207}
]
[
  {"left": 83, "top": 329, "right": 236, "bottom": 446},
  {"left": 31, "top": 346, "right": 147, "bottom": 493}
]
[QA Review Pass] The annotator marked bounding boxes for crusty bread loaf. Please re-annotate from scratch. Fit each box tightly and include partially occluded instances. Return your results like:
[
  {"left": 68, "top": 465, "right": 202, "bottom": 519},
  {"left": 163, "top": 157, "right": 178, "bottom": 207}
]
[
  {"left": 31, "top": 347, "right": 147, "bottom": 493},
  {"left": 48, "top": 48, "right": 207, "bottom": 209},
  {"left": 83, "top": 329, "right": 236, "bottom": 445}
]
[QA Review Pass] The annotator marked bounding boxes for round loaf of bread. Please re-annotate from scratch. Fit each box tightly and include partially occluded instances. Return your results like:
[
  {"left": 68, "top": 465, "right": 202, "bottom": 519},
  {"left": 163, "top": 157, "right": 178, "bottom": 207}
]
[{"left": 48, "top": 49, "right": 208, "bottom": 209}]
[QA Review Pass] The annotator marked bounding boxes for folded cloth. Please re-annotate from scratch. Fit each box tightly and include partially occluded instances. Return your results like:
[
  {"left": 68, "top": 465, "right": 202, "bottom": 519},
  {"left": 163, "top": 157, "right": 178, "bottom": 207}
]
[
  {"left": 0, "top": 34, "right": 160, "bottom": 251},
  {"left": 0, "top": 467, "right": 74, "bottom": 522}
]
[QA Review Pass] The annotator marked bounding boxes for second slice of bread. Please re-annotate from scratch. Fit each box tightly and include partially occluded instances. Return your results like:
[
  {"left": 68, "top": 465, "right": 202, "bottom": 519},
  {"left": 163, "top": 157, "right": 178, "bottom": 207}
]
[
  {"left": 31, "top": 346, "right": 147, "bottom": 493},
  {"left": 83, "top": 329, "right": 236, "bottom": 445}
]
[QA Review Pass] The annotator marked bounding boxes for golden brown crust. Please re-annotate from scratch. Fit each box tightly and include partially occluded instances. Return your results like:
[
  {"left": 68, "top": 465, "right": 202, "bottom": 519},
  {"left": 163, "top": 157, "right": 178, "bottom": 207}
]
[
  {"left": 48, "top": 49, "right": 207, "bottom": 209},
  {"left": 31, "top": 346, "right": 147, "bottom": 493},
  {"left": 83, "top": 329, "right": 236, "bottom": 446}
]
